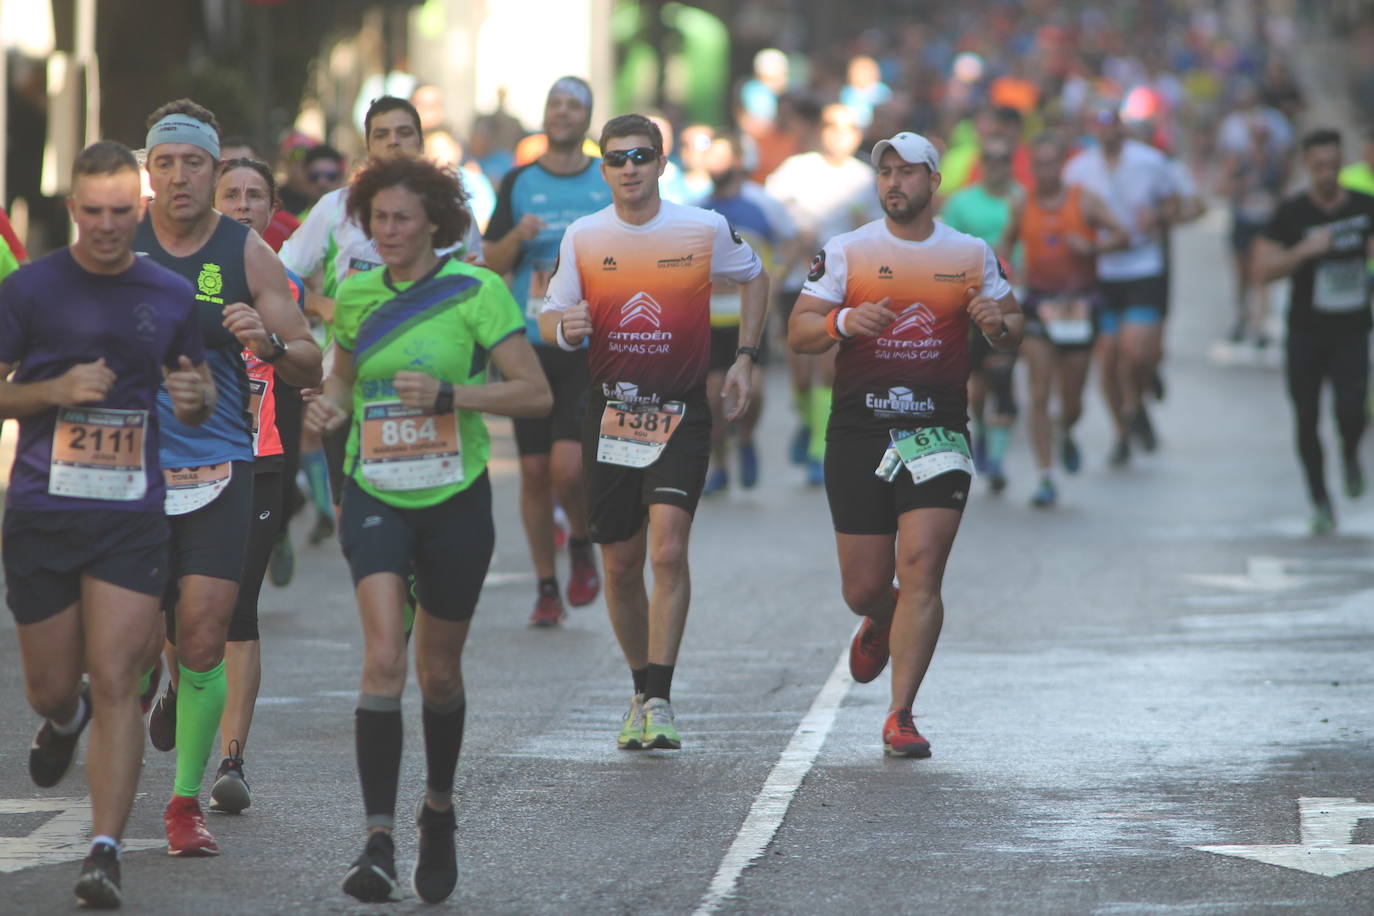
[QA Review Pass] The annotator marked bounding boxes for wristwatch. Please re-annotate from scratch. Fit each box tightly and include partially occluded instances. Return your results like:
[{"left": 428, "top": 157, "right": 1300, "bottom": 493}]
[
  {"left": 735, "top": 346, "right": 760, "bottom": 361},
  {"left": 263, "top": 333, "right": 288, "bottom": 363}
]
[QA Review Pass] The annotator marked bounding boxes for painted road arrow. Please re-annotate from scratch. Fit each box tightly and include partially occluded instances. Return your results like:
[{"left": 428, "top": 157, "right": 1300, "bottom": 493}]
[
  {"left": 1195, "top": 797, "right": 1374, "bottom": 877},
  {"left": 0, "top": 797, "right": 163, "bottom": 873}
]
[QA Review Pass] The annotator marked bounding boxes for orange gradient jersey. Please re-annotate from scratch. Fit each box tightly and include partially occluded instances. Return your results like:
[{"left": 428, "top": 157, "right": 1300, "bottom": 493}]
[
  {"left": 543, "top": 201, "right": 762, "bottom": 401},
  {"left": 802, "top": 219, "right": 1012, "bottom": 435},
  {"left": 1018, "top": 185, "right": 1097, "bottom": 293}
]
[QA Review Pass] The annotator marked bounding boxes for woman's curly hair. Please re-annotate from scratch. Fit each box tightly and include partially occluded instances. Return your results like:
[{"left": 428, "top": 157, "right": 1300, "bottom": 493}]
[{"left": 346, "top": 156, "right": 470, "bottom": 250}]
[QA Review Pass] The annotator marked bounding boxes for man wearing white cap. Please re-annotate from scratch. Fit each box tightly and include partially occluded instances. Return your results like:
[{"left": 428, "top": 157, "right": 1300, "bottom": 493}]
[{"left": 788, "top": 131, "right": 1020, "bottom": 757}]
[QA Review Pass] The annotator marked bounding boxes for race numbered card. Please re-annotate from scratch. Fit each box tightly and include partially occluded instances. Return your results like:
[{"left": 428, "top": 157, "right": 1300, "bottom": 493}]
[
  {"left": 48, "top": 407, "right": 148, "bottom": 501},
  {"left": 1313, "top": 257, "right": 1368, "bottom": 313},
  {"left": 248, "top": 375, "right": 268, "bottom": 450},
  {"left": 164, "top": 462, "right": 233, "bottom": 515},
  {"left": 890, "top": 426, "right": 974, "bottom": 485},
  {"left": 359, "top": 400, "right": 462, "bottom": 491},
  {"left": 597, "top": 400, "right": 685, "bottom": 468},
  {"left": 1038, "top": 295, "right": 1094, "bottom": 346}
]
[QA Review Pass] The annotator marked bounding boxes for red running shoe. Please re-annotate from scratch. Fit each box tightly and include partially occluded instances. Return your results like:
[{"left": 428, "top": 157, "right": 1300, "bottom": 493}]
[
  {"left": 848, "top": 615, "right": 891, "bottom": 683},
  {"left": 164, "top": 796, "right": 220, "bottom": 856},
  {"left": 528, "top": 588, "right": 566, "bottom": 627},
  {"left": 882, "top": 708, "right": 931, "bottom": 758},
  {"left": 566, "top": 546, "right": 600, "bottom": 607}
]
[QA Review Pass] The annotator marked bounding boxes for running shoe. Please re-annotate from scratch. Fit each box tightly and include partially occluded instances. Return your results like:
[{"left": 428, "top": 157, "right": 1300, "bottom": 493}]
[
  {"left": 307, "top": 511, "right": 335, "bottom": 546},
  {"left": 566, "top": 544, "right": 600, "bottom": 607},
  {"left": 139, "top": 656, "right": 163, "bottom": 716},
  {"left": 617, "top": 693, "right": 646, "bottom": 750},
  {"left": 882, "top": 708, "right": 932, "bottom": 758},
  {"left": 848, "top": 614, "right": 891, "bottom": 684},
  {"left": 1311, "top": 502, "right": 1337, "bottom": 536},
  {"left": 30, "top": 682, "right": 92, "bottom": 788},
  {"left": 413, "top": 800, "right": 458, "bottom": 904},
  {"left": 1130, "top": 408, "right": 1157, "bottom": 452},
  {"left": 1030, "top": 477, "right": 1057, "bottom": 508},
  {"left": 164, "top": 796, "right": 219, "bottom": 856},
  {"left": 268, "top": 531, "right": 294, "bottom": 587},
  {"left": 1344, "top": 457, "right": 1365, "bottom": 500},
  {"left": 1109, "top": 438, "right": 1131, "bottom": 468},
  {"left": 739, "top": 442, "right": 760, "bottom": 489},
  {"left": 209, "top": 740, "right": 251, "bottom": 814},
  {"left": 642, "top": 698, "right": 681, "bottom": 750},
  {"left": 1060, "top": 435, "right": 1081, "bottom": 474},
  {"left": 342, "top": 831, "right": 398, "bottom": 903},
  {"left": 74, "top": 840, "right": 121, "bottom": 910},
  {"left": 702, "top": 468, "right": 728, "bottom": 496},
  {"left": 529, "top": 586, "right": 566, "bottom": 627},
  {"left": 806, "top": 458, "right": 825, "bottom": 486},
  {"left": 789, "top": 425, "right": 809, "bottom": 466},
  {"left": 148, "top": 686, "right": 176, "bottom": 752}
]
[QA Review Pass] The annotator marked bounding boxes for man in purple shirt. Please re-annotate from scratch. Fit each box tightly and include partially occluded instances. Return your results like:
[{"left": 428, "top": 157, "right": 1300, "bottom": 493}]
[{"left": 0, "top": 141, "right": 214, "bottom": 910}]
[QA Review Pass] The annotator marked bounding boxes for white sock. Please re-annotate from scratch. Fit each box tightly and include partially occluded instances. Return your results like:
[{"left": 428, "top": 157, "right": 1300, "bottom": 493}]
[
  {"left": 90, "top": 835, "right": 121, "bottom": 858},
  {"left": 51, "top": 695, "right": 87, "bottom": 736}
]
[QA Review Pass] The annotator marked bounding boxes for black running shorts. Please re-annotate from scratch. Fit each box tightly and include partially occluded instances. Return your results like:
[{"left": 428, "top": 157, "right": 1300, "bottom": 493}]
[
  {"left": 512, "top": 345, "right": 590, "bottom": 456},
  {"left": 823, "top": 432, "right": 972, "bottom": 535},
  {"left": 339, "top": 473, "right": 494, "bottom": 623},
  {"left": 3, "top": 508, "right": 170, "bottom": 625},
  {"left": 580, "top": 387, "right": 711, "bottom": 544}
]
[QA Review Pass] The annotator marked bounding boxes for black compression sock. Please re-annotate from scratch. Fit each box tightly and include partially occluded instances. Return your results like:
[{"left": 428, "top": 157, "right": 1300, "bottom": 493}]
[
  {"left": 631, "top": 666, "right": 648, "bottom": 696},
  {"left": 422, "top": 693, "right": 466, "bottom": 797},
  {"left": 355, "top": 695, "right": 402, "bottom": 830},
  {"left": 644, "top": 663, "right": 675, "bottom": 702}
]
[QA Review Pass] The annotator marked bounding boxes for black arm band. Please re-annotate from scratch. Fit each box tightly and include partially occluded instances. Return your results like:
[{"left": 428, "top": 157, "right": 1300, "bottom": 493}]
[{"left": 434, "top": 381, "right": 455, "bottom": 414}]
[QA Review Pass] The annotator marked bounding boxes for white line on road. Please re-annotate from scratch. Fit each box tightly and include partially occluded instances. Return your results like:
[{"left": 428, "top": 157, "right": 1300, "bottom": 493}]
[{"left": 694, "top": 650, "right": 852, "bottom": 914}]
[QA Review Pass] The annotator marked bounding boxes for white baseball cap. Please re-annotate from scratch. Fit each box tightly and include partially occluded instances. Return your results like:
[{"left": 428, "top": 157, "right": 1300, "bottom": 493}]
[{"left": 870, "top": 132, "right": 940, "bottom": 172}]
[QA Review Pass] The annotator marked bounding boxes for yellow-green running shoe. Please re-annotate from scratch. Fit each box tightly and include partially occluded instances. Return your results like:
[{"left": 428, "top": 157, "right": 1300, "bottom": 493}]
[
  {"left": 617, "top": 694, "right": 646, "bottom": 750},
  {"left": 642, "top": 698, "right": 681, "bottom": 750}
]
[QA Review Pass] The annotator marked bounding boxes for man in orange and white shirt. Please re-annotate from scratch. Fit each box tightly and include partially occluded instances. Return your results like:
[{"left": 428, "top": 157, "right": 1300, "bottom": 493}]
[
  {"left": 540, "top": 114, "right": 769, "bottom": 751},
  {"left": 789, "top": 131, "right": 1020, "bottom": 758}
]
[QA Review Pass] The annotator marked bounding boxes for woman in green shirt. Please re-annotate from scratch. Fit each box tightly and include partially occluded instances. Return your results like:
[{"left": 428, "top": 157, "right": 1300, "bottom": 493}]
[{"left": 305, "top": 156, "right": 551, "bottom": 905}]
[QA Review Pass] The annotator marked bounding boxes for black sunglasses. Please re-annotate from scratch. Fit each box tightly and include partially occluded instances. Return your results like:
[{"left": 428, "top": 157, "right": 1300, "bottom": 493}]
[{"left": 604, "top": 147, "right": 659, "bottom": 167}]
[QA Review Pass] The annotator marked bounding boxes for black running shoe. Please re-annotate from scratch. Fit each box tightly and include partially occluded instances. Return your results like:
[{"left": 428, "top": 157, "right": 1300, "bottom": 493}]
[
  {"left": 30, "top": 682, "right": 92, "bottom": 788},
  {"left": 74, "top": 840, "right": 121, "bottom": 909},
  {"left": 147, "top": 687, "right": 176, "bottom": 753},
  {"left": 267, "top": 531, "right": 295, "bottom": 587},
  {"left": 343, "top": 831, "right": 398, "bottom": 903},
  {"left": 413, "top": 800, "right": 458, "bottom": 904},
  {"left": 209, "top": 740, "right": 251, "bottom": 814},
  {"left": 1130, "top": 408, "right": 1157, "bottom": 452}
]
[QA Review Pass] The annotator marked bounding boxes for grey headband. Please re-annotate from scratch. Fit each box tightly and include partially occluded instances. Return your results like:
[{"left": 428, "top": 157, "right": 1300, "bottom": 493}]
[
  {"left": 146, "top": 114, "right": 220, "bottom": 160},
  {"left": 548, "top": 77, "right": 593, "bottom": 109}
]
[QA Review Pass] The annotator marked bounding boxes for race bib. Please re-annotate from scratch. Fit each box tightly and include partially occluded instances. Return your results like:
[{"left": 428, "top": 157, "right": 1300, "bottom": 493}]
[
  {"left": 1313, "top": 258, "right": 1367, "bottom": 312},
  {"left": 48, "top": 407, "right": 148, "bottom": 502},
  {"left": 1039, "top": 296, "right": 1094, "bottom": 345},
  {"left": 359, "top": 400, "right": 462, "bottom": 491},
  {"left": 891, "top": 427, "right": 974, "bottom": 485},
  {"left": 248, "top": 376, "right": 267, "bottom": 443},
  {"left": 525, "top": 259, "right": 556, "bottom": 319},
  {"left": 597, "top": 401, "right": 685, "bottom": 468},
  {"left": 164, "top": 462, "right": 232, "bottom": 515}
]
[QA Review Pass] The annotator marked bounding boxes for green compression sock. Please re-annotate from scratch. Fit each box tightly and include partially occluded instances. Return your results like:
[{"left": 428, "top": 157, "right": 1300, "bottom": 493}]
[
  {"left": 302, "top": 450, "right": 332, "bottom": 515},
  {"left": 808, "top": 386, "right": 832, "bottom": 461},
  {"left": 986, "top": 426, "right": 1012, "bottom": 463},
  {"left": 173, "top": 660, "right": 227, "bottom": 798}
]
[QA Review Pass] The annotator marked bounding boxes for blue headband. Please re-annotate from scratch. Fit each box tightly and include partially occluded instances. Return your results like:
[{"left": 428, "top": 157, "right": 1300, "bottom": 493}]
[{"left": 146, "top": 114, "right": 220, "bottom": 160}]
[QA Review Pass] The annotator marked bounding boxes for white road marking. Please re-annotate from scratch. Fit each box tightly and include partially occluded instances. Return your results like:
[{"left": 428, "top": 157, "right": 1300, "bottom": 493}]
[
  {"left": 0, "top": 797, "right": 162, "bottom": 873},
  {"left": 1186, "top": 556, "right": 1325, "bottom": 592},
  {"left": 1195, "top": 797, "right": 1374, "bottom": 877},
  {"left": 694, "top": 650, "right": 851, "bottom": 914}
]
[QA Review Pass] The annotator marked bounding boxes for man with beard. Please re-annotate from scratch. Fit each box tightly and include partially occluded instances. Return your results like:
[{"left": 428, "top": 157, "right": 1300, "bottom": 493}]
[
  {"left": 788, "top": 132, "right": 1019, "bottom": 757},
  {"left": 483, "top": 77, "right": 608, "bottom": 627}
]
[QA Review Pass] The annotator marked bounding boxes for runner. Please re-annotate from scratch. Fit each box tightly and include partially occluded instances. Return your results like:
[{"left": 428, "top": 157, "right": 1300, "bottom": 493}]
[
  {"left": 697, "top": 130, "right": 799, "bottom": 493},
  {"left": 788, "top": 131, "right": 1019, "bottom": 757},
  {"left": 1063, "top": 105, "right": 1180, "bottom": 466},
  {"left": 204, "top": 156, "right": 309, "bottom": 814},
  {"left": 136, "top": 99, "right": 321, "bottom": 857},
  {"left": 1002, "top": 132, "right": 1128, "bottom": 507},
  {"left": 940, "top": 136, "right": 1022, "bottom": 493},
  {"left": 0, "top": 140, "right": 214, "bottom": 908},
  {"left": 765, "top": 102, "right": 881, "bottom": 484},
  {"left": 1220, "top": 114, "right": 1288, "bottom": 346},
  {"left": 540, "top": 114, "right": 769, "bottom": 750},
  {"left": 303, "top": 155, "right": 551, "bottom": 903},
  {"left": 1255, "top": 128, "right": 1374, "bottom": 534},
  {"left": 482, "top": 76, "right": 607, "bottom": 627}
]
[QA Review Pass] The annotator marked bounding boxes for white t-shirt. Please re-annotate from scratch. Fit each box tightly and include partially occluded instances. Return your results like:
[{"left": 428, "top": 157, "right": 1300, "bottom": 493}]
[
  {"left": 1063, "top": 139, "right": 1178, "bottom": 281},
  {"left": 765, "top": 152, "right": 882, "bottom": 289}
]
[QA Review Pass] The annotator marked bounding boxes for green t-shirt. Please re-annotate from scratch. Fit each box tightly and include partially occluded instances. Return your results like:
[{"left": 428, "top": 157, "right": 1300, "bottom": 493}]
[
  {"left": 940, "top": 184, "right": 1013, "bottom": 248},
  {"left": 333, "top": 257, "right": 525, "bottom": 508}
]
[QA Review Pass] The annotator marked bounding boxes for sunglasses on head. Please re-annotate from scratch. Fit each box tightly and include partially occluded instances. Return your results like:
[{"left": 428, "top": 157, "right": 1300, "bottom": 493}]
[{"left": 603, "top": 147, "right": 659, "bottom": 167}]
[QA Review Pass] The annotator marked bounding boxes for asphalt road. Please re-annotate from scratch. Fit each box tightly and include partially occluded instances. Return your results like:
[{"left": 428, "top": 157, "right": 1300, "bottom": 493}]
[{"left": 2, "top": 208, "right": 1373, "bottom": 914}]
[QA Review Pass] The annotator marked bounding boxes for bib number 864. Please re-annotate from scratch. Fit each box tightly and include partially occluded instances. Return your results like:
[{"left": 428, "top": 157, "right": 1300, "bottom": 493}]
[{"left": 380, "top": 417, "right": 439, "bottom": 446}]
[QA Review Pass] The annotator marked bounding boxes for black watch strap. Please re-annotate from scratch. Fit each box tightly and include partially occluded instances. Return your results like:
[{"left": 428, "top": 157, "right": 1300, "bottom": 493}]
[
  {"left": 264, "top": 333, "right": 288, "bottom": 363},
  {"left": 735, "top": 345, "right": 760, "bottom": 361}
]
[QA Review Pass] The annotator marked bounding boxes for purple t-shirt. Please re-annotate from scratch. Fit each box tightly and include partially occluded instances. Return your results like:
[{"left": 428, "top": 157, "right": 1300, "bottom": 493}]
[{"left": 0, "top": 248, "right": 204, "bottom": 512}]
